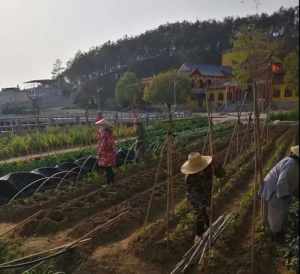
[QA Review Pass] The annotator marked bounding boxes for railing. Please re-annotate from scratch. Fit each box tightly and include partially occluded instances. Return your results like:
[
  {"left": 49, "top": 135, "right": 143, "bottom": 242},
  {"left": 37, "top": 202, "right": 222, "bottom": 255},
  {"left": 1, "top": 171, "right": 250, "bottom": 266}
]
[{"left": 0, "top": 111, "right": 191, "bottom": 134}]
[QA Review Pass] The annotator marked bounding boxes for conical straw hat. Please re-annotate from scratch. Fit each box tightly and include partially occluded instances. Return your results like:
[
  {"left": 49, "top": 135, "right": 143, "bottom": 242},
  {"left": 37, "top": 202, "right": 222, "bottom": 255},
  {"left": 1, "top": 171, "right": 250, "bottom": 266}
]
[
  {"left": 290, "top": 145, "right": 299, "bottom": 157},
  {"left": 180, "top": 152, "right": 212, "bottom": 175}
]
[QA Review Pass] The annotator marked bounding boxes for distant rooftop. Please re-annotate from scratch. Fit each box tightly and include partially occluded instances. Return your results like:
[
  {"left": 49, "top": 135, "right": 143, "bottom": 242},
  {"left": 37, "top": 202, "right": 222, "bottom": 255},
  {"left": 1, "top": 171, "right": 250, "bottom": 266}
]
[
  {"left": 1, "top": 87, "right": 20, "bottom": 92},
  {"left": 178, "top": 63, "right": 232, "bottom": 77},
  {"left": 24, "top": 79, "right": 55, "bottom": 85}
]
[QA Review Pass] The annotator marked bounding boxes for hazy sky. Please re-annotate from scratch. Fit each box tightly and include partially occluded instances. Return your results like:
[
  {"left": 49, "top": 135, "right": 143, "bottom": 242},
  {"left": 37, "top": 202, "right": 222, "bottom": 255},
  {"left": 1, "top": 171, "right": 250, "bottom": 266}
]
[{"left": 0, "top": 0, "right": 298, "bottom": 89}]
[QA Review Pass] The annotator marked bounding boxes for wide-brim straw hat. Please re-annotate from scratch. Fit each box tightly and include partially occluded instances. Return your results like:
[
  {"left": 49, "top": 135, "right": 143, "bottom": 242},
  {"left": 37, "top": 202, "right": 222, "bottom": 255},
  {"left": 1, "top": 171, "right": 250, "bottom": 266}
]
[
  {"left": 95, "top": 118, "right": 112, "bottom": 128},
  {"left": 180, "top": 152, "right": 212, "bottom": 175},
  {"left": 290, "top": 145, "right": 299, "bottom": 157}
]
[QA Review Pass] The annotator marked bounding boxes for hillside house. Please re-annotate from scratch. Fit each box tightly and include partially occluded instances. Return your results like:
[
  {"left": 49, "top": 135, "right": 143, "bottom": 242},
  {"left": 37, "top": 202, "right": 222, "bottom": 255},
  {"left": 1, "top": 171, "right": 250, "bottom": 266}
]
[
  {"left": 178, "top": 63, "right": 243, "bottom": 110},
  {"left": 23, "top": 79, "right": 73, "bottom": 108},
  {"left": 0, "top": 87, "right": 30, "bottom": 113}
]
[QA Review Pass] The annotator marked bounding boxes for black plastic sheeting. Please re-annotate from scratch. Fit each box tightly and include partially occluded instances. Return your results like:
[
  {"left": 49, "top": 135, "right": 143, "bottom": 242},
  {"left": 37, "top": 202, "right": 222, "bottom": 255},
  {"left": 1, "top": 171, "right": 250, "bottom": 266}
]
[
  {"left": 31, "top": 167, "right": 63, "bottom": 177},
  {"left": 0, "top": 151, "right": 135, "bottom": 205},
  {"left": 0, "top": 172, "right": 46, "bottom": 200},
  {"left": 74, "top": 156, "right": 98, "bottom": 175},
  {"left": 0, "top": 172, "right": 45, "bottom": 191},
  {"left": 0, "top": 180, "right": 18, "bottom": 204},
  {"left": 116, "top": 149, "right": 135, "bottom": 167},
  {"left": 55, "top": 162, "right": 80, "bottom": 172}
]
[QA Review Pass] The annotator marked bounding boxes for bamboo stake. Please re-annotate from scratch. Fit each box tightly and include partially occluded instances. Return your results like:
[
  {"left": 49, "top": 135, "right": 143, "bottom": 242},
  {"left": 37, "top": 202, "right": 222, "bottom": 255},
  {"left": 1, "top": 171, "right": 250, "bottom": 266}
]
[
  {"left": 251, "top": 80, "right": 261, "bottom": 274},
  {"left": 205, "top": 92, "right": 215, "bottom": 258},
  {"left": 144, "top": 139, "right": 167, "bottom": 227},
  {"left": 166, "top": 134, "right": 171, "bottom": 248},
  {"left": 170, "top": 214, "right": 232, "bottom": 274}
]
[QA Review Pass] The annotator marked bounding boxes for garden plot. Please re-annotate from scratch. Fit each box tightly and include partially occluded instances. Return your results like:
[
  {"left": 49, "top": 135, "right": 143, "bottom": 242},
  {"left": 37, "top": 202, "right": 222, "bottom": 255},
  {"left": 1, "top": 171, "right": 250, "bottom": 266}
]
[{"left": 0, "top": 124, "right": 293, "bottom": 274}]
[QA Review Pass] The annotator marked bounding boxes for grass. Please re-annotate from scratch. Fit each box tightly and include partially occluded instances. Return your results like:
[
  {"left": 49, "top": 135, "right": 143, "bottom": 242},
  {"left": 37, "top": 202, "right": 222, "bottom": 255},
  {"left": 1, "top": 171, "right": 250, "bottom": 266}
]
[{"left": 0, "top": 124, "right": 135, "bottom": 160}]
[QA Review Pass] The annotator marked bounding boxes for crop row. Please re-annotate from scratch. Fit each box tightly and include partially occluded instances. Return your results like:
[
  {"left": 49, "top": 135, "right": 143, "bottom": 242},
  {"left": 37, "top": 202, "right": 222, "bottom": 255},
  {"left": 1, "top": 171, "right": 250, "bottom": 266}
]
[{"left": 0, "top": 118, "right": 209, "bottom": 161}]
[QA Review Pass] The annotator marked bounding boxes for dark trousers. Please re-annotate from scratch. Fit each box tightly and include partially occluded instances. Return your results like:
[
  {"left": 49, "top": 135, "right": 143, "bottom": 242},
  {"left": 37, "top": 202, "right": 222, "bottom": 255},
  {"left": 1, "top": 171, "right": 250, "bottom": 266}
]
[
  {"left": 104, "top": 166, "right": 114, "bottom": 184},
  {"left": 192, "top": 204, "right": 210, "bottom": 237}
]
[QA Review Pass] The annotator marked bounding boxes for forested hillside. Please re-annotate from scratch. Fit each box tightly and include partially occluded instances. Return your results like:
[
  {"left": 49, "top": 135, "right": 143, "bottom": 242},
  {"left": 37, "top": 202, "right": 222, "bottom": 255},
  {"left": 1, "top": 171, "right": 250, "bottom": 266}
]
[{"left": 59, "top": 6, "right": 299, "bottom": 108}]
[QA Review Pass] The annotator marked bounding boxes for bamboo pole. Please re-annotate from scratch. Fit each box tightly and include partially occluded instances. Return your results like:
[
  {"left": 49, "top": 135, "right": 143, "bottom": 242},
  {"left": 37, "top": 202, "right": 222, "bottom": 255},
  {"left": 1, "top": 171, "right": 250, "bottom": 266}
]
[
  {"left": 144, "top": 139, "right": 167, "bottom": 227},
  {"left": 205, "top": 91, "right": 215, "bottom": 258}
]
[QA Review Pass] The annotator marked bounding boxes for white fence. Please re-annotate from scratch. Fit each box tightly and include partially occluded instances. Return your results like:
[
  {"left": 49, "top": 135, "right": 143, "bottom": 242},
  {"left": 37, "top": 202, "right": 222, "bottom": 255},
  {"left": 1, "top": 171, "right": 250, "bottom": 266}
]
[{"left": 0, "top": 111, "right": 191, "bottom": 134}]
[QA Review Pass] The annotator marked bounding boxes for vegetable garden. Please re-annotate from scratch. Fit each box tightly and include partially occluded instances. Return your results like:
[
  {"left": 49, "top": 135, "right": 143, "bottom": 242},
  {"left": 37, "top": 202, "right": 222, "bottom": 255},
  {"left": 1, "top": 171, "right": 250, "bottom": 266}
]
[{"left": 0, "top": 118, "right": 298, "bottom": 274}]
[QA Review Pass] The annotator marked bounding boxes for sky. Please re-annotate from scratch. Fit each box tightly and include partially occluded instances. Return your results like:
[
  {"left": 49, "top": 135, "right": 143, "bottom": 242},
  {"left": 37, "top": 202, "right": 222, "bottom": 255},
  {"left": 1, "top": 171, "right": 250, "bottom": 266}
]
[{"left": 0, "top": 0, "right": 298, "bottom": 89}]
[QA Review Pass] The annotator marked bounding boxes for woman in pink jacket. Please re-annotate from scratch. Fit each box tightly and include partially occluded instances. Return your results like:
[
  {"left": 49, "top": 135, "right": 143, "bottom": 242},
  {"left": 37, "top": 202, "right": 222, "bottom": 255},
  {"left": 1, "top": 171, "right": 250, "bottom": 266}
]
[{"left": 96, "top": 119, "right": 117, "bottom": 184}]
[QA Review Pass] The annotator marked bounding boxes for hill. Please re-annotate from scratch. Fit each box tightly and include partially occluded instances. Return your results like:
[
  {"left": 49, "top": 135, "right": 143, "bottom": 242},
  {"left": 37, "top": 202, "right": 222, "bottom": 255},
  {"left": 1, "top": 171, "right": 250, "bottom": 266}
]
[{"left": 60, "top": 6, "right": 299, "bottom": 108}]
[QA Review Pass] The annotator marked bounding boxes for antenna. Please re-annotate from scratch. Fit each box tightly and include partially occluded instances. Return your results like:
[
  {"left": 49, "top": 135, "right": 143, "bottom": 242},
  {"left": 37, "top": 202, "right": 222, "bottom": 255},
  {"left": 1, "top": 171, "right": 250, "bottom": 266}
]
[{"left": 254, "top": 0, "right": 261, "bottom": 13}]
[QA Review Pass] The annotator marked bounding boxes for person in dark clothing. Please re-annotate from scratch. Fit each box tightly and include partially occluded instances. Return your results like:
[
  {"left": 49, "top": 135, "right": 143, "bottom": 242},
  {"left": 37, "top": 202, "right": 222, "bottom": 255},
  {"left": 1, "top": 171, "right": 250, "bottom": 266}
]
[{"left": 181, "top": 152, "right": 224, "bottom": 242}]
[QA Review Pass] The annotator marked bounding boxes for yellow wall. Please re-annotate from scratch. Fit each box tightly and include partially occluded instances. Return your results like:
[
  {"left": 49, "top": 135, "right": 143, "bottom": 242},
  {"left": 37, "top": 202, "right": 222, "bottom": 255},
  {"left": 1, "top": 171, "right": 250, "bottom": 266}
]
[
  {"left": 272, "top": 84, "right": 298, "bottom": 102},
  {"left": 207, "top": 89, "right": 227, "bottom": 104}
]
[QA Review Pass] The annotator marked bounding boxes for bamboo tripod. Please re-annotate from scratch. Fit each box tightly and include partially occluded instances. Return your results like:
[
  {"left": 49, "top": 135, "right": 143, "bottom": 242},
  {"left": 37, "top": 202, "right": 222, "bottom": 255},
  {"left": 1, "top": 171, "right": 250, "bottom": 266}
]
[{"left": 144, "top": 118, "right": 176, "bottom": 248}]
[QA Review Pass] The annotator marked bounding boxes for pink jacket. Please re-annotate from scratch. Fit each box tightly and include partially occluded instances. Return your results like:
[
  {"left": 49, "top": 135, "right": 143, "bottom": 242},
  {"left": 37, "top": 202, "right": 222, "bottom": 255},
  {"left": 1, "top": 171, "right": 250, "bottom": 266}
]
[{"left": 97, "top": 129, "right": 117, "bottom": 167}]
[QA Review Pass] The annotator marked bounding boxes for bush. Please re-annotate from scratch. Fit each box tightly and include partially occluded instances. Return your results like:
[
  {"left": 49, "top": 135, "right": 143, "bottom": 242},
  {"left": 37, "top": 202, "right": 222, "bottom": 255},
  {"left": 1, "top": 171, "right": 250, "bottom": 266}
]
[{"left": 270, "top": 108, "right": 299, "bottom": 121}]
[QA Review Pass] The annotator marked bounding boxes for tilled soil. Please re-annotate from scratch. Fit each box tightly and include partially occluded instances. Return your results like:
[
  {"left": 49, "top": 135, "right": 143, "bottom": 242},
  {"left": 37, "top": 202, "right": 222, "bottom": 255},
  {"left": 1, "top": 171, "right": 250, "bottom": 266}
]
[
  {"left": 13, "top": 133, "right": 231, "bottom": 238},
  {"left": 1, "top": 125, "right": 292, "bottom": 274},
  {"left": 69, "top": 126, "right": 289, "bottom": 274}
]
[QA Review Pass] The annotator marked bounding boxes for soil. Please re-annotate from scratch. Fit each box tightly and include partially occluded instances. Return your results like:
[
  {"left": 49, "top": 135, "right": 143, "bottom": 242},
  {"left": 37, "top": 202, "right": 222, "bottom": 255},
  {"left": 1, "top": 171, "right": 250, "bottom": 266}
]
[{"left": 0, "top": 125, "right": 295, "bottom": 274}]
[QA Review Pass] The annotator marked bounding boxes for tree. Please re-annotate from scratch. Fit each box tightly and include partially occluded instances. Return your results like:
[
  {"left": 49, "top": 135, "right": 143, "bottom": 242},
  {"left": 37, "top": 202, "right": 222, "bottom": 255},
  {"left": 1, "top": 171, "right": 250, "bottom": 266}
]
[
  {"left": 143, "top": 70, "right": 192, "bottom": 113},
  {"left": 74, "top": 81, "right": 97, "bottom": 123},
  {"left": 229, "top": 26, "right": 281, "bottom": 85},
  {"left": 284, "top": 50, "right": 299, "bottom": 95},
  {"left": 115, "top": 72, "right": 141, "bottom": 108},
  {"left": 51, "top": 59, "right": 64, "bottom": 79}
]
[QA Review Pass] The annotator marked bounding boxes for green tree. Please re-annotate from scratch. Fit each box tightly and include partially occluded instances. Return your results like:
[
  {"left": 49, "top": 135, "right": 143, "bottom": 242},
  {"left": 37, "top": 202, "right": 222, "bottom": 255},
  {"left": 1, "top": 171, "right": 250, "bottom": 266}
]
[
  {"left": 143, "top": 70, "right": 192, "bottom": 112},
  {"left": 115, "top": 72, "right": 141, "bottom": 107},
  {"left": 284, "top": 50, "right": 299, "bottom": 95},
  {"left": 229, "top": 26, "right": 281, "bottom": 85}
]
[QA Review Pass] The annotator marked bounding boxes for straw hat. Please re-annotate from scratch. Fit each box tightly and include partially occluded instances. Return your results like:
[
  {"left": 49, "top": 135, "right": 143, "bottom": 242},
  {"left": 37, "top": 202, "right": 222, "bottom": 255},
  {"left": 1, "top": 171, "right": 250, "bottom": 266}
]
[
  {"left": 180, "top": 152, "right": 212, "bottom": 175},
  {"left": 290, "top": 145, "right": 299, "bottom": 157}
]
